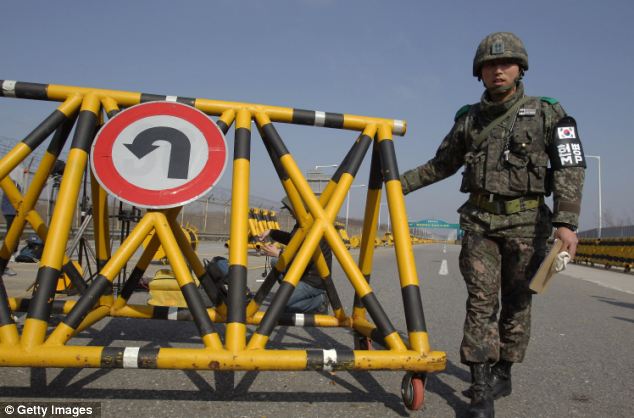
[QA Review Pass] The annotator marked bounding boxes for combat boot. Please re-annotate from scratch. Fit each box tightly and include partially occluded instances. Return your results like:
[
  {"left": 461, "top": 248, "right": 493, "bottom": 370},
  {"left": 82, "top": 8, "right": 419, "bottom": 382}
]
[
  {"left": 468, "top": 363, "right": 494, "bottom": 418},
  {"left": 490, "top": 360, "right": 513, "bottom": 399}
]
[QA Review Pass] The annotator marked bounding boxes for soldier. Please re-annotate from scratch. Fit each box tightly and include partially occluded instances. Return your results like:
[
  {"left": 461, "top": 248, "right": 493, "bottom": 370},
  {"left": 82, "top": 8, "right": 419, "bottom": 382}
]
[
  {"left": 258, "top": 197, "right": 329, "bottom": 314},
  {"left": 400, "top": 32, "right": 585, "bottom": 418}
]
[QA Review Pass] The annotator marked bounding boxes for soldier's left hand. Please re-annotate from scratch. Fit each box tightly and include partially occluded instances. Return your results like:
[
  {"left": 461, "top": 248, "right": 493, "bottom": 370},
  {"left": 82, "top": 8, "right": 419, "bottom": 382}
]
[{"left": 555, "top": 226, "right": 578, "bottom": 258}]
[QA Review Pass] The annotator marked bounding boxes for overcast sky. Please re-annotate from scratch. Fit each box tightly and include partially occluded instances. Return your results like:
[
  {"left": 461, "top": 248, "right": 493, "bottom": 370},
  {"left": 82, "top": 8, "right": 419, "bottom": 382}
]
[{"left": 1, "top": 0, "right": 632, "bottom": 231}]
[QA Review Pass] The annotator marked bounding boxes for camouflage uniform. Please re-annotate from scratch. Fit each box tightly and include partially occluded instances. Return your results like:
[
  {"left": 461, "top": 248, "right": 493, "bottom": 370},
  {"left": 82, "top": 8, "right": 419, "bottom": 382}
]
[{"left": 400, "top": 81, "right": 585, "bottom": 364}]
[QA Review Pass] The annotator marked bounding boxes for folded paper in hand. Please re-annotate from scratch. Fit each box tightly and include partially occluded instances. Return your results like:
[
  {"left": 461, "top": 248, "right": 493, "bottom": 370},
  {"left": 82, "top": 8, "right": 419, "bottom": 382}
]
[{"left": 529, "top": 240, "right": 567, "bottom": 294}]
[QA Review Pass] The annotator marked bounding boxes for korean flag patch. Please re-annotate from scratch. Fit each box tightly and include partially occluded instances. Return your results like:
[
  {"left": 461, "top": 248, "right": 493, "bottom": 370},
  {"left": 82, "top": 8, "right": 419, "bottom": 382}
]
[
  {"left": 557, "top": 126, "right": 576, "bottom": 139},
  {"left": 550, "top": 116, "right": 586, "bottom": 169}
]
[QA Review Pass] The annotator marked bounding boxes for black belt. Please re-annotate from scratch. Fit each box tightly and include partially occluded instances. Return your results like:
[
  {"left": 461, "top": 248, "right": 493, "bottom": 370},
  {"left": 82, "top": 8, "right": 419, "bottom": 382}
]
[{"left": 469, "top": 194, "right": 543, "bottom": 215}]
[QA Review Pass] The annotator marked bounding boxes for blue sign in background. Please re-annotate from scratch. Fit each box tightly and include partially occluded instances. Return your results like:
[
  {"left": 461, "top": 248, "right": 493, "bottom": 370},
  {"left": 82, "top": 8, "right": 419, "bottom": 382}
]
[{"left": 408, "top": 219, "right": 460, "bottom": 229}]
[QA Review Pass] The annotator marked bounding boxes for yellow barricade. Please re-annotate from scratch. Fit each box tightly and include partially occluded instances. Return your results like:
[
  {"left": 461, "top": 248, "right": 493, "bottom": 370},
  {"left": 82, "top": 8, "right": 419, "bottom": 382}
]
[
  {"left": 0, "top": 79, "right": 444, "bottom": 411},
  {"left": 575, "top": 237, "right": 634, "bottom": 272}
]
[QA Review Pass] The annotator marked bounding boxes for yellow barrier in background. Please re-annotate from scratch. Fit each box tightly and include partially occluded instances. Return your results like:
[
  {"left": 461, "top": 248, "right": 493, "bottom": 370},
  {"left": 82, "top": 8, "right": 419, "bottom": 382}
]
[{"left": 575, "top": 237, "right": 634, "bottom": 272}]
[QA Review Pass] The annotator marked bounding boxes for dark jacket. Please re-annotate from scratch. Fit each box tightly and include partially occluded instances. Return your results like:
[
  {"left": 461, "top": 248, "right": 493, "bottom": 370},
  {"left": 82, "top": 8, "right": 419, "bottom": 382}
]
[{"left": 269, "top": 225, "right": 331, "bottom": 290}]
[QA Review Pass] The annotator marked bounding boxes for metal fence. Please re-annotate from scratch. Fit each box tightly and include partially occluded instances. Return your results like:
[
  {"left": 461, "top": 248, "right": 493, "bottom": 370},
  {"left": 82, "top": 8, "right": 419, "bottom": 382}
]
[{"left": 578, "top": 225, "right": 634, "bottom": 239}]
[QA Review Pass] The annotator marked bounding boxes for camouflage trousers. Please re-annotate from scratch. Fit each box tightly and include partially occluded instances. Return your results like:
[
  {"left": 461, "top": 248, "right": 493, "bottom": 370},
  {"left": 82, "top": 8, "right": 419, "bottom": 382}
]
[{"left": 458, "top": 231, "right": 547, "bottom": 364}]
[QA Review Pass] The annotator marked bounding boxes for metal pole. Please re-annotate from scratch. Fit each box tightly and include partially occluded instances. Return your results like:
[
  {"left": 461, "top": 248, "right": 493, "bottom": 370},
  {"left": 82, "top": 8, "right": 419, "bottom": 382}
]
[
  {"left": 312, "top": 164, "right": 338, "bottom": 196},
  {"left": 346, "top": 189, "right": 350, "bottom": 230},
  {"left": 345, "top": 184, "right": 366, "bottom": 231},
  {"left": 597, "top": 156, "right": 602, "bottom": 238},
  {"left": 203, "top": 196, "right": 209, "bottom": 232},
  {"left": 587, "top": 155, "right": 602, "bottom": 238}
]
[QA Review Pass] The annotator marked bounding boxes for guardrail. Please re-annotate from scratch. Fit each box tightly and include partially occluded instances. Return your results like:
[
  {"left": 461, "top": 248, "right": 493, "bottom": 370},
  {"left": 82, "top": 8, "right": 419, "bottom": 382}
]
[{"left": 574, "top": 237, "right": 634, "bottom": 272}]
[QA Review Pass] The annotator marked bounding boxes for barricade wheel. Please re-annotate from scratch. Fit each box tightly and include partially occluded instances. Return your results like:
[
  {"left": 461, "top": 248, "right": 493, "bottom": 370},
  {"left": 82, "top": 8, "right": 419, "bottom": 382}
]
[
  {"left": 401, "top": 372, "right": 426, "bottom": 411},
  {"left": 353, "top": 332, "right": 373, "bottom": 350}
]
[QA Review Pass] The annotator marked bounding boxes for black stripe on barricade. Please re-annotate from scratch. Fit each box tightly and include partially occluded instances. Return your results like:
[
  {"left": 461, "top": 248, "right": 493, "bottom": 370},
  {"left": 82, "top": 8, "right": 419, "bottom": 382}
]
[
  {"left": 198, "top": 271, "right": 223, "bottom": 306},
  {"left": 181, "top": 282, "right": 217, "bottom": 337},
  {"left": 101, "top": 347, "right": 125, "bottom": 368},
  {"left": 402, "top": 285, "right": 427, "bottom": 332},
  {"left": 100, "top": 347, "right": 160, "bottom": 368},
  {"left": 106, "top": 109, "right": 120, "bottom": 119},
  {"left": 176, "top": 309, "right": 193, "bottom": 321},
  {"left": 151, "top": 306, "right": 185, "bottom": 321},
  {"left": 137, "top": 347, "right": 160, "bottom": 368},
  {"left": 52, "top": 300, "right": 67, "bottom": 315},
  {"left": 260, "top": 127, "right": 289, "bottom": 181},
  {"left": 252, "top": 267, "right": 280, "bottom": 306},
  {"left": 61, "top": 261, "right": 88, "bottom": 294},
  {"left": 0, "top": 81, "right": 48, "bottom": 100},
  {"left": 216, "top": 119, "right": 230, "bottom": 135},
  {"left": 370, "top": 328, "right": 386, "bottom": 348},
  {"left": 22, "top": 110, "right": 67, "bottom": 150},
  {"left": 176, "top": 97, "right": 195, "bottom": 107},
  {"left": 331, "top": 161, "right": 347, "bottom": 184},
  {"left": 361, "top": 292, "right": 397, "bottom": 338},
  {"left": 323, "top": 277, "right": 342, "bottom": 312},
  {"left": 277, "top": 314, "right": 294, "bottom": 326},
  {"left": 257, "top": 281, "right": 295, "bottom": 337},
  {"left": 70, "top": 110, "right": 98, "bottom": 152},
  {"left": 0, "top": 283, "right": 14, "bottom": 325},
  {"left": 119, "top": 267, "right": 145, "bottom": 301},
  {"left": 306, "top": 349, "right": 355, "bottom": 371},
  {"left": 27, "top": 267, "right": 62, "bottom": 321},
  {"left": 276, "top": 313, "right": 316, "bottom": 327},
  {"left": 346, "top": 134, "right": 372, "bottom": 176},
  {"left": 331, "top": 136, "right": 359, "bottom": 184},
  {"left": 47, "top": 115, "right": 76, "bottom": 156},
  {"left": 64, "top": 275, "right": 112, "bottom": 329},
  {"left": 260, "top": 123, "right": 289, "bottom": 158},
  {"left": 325, "top": 112, "right": 344, "bottom": 129},
  {"left": 18, "top": 298, "right": 31, "bottom": 312},
  {"left": 227, "top": 265, "right": 247, "bottom": 324},
  {"left": 368, "top": 143, "right": 384, "bottom": 190},
  {"left": 97, "top": 259, "right": 108, "bottom": 271},
  {"left": 353, "top": 274, "right": 371, "bottom": 309},
  {"left": 234, "top": 127, "right": 251, "bottom": 160},
  {"left": 153, "top": 306, "right": 168, "bottom": 319},
  {"left": 576, "top": 253, "right": 634, "bottom": 264},
  {"left": 291, "top": 108, "right": 315, "bottom": 126},
  {"left": 333, "top": 350, "right": 355, "bottom": 371},
  {"left": 15, "top": 82, "right": 48, "bottom": 100},
  {"left": 378, "top": 139, "right": 400, "bottom": 181},
  {"left": 306, "top": 349, "right": 323, "bottom": 370},
  {"left": 140, "top": 93, "right": 166, "bottom": 103},
  {"left": 0, "top": 258, "right": 8, "bottom": 274}
]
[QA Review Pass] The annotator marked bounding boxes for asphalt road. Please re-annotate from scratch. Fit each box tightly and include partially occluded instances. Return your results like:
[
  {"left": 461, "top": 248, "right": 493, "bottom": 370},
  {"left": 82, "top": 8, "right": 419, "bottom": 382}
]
[{"left": 1, "top": 242, "right": 633, "bottom": 418}]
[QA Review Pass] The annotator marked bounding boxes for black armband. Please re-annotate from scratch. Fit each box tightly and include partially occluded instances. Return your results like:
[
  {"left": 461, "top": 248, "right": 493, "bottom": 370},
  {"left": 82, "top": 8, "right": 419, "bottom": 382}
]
[
  {"left": 553, "top": 222, "right": 577, "bottom": 232},
  {"left": 549, "top": 116, "right": 586, "bottom": 169}
]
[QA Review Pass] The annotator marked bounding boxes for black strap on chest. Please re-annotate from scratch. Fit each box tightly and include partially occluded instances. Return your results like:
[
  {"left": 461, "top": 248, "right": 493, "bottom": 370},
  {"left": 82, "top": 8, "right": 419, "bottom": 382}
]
[{"left": 468, "top": 96, "right": 532, "bottom": 151}]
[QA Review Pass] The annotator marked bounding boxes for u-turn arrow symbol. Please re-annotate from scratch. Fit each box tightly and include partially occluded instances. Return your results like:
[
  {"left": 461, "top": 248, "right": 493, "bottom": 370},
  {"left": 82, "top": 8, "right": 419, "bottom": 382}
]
[{"left": 124, "top": 126, "right": 191, "bottom": 179}]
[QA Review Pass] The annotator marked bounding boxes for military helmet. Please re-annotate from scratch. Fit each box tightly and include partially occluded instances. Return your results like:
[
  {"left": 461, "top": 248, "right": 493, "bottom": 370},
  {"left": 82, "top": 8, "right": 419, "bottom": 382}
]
[{"left": 473, "top": 32, "right": 529, "bottom": 77}]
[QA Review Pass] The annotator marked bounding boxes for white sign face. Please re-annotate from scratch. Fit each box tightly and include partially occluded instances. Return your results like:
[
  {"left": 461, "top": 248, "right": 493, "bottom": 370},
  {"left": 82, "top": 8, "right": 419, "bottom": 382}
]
[
  {"left": 91, "top": 101, "right": 228, "bottom": 209},
  {"left": 111, "top": 115, "right": 208, "bottom": 190}
]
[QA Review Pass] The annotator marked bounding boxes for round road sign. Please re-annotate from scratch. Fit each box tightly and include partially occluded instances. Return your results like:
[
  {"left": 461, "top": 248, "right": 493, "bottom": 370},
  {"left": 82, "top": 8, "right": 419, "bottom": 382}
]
[{"left": 91, "top": 101, "right": 227, "bottom": 209}]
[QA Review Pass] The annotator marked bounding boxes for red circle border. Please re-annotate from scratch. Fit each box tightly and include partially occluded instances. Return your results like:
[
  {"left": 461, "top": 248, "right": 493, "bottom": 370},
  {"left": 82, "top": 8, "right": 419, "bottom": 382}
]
[{"left": 91, "top": 102, "right": 227, "bottom": 208}]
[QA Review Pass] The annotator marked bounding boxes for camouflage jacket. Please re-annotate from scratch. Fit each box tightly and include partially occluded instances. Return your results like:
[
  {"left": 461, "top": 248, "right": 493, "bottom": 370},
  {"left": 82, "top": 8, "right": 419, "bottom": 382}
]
[{"left": 400, "top": 83, "right": 585, "bottom": 237}]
